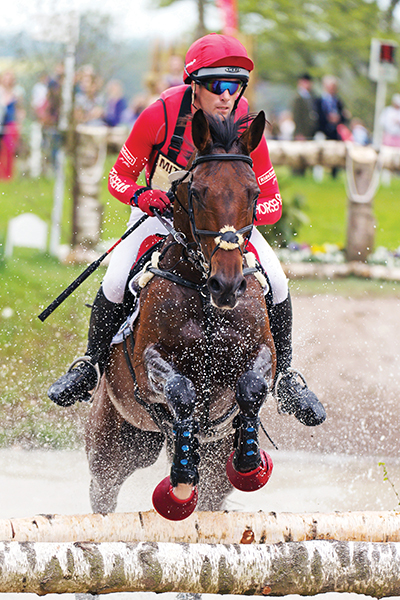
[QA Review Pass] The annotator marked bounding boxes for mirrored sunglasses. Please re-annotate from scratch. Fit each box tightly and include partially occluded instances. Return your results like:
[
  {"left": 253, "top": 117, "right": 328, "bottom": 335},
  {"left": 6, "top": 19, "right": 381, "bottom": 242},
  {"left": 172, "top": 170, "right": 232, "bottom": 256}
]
[{"left": 201, "top": 79, "right": 242, "bottom": 96}]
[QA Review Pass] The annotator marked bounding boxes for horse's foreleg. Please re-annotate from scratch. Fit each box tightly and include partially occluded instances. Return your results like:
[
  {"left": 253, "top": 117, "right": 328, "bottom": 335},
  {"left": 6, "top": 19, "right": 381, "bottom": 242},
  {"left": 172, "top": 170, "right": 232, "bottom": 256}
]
[
  {"left": 165, "top": 373, "right": 200, "bottom": 490},
  {"left": 227, "top": 345, "right": 274, "bottom": 491},
  {"left": 145, "top": 347, "right": 200, "bottom": 520}
]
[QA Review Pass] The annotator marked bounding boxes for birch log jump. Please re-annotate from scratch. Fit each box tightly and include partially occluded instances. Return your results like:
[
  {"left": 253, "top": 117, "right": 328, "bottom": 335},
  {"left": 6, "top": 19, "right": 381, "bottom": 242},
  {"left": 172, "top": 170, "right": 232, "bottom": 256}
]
[
  {"left": 1, "top": 539, "right": 400, "bottom": 596},
  {"left": 266, "top": 139, "right": 400, "bottom": 170},
  {"left": 1, "top": 510, "right": 400, "bottom": 544}
]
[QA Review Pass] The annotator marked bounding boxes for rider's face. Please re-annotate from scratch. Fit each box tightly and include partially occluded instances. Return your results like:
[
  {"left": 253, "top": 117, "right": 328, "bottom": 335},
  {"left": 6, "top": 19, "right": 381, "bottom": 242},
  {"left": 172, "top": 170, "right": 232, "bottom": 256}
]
[{"left": 191, "top": 80, "right": 241, "bottom": 118}]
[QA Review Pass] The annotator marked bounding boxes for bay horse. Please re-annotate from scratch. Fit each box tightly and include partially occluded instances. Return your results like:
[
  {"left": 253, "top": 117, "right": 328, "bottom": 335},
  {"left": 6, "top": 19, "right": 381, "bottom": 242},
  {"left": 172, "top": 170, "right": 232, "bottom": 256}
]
[{"left": 85, "top": 109, "right": 276, "bottom": 521}]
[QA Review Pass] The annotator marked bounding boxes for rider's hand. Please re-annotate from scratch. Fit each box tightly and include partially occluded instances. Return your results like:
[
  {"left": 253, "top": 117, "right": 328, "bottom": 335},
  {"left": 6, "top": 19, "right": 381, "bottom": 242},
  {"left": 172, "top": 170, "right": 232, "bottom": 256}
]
[{"left": 131, "top": 188, "right": 171, "bottom": 216}]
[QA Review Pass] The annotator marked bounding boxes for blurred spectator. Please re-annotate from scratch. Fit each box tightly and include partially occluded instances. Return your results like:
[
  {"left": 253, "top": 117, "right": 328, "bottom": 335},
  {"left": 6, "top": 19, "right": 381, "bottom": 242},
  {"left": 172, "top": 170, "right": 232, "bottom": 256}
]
[
  {"left": 31, "top": 67, "right": 63, "bottom": 174},
  {"left": 350, "top": 118, "right": 370, "bottom": 146},
  {"left": 0, "top": 70, "right": 24, "bottom": 179},
  {"left": 278, "top": 110, "right": 295, "bottom": 140},
  {"left": 315, "top": 75, "right": 350, "bottom": 141},
  {"left": 121, "top": 93, "right": 148, "bottom": 128},
  {"left": 380, "top": 93, "right": 400, "bottom": 147},
  {"left": 292, "top": 73, "right": 318, "bottom": 140},
  {"left": 316, "top": 75, "right": 350, "bottom": 178},
  {"left": 143, "top": 71, "right": 165, "bottom": 106},
  {"left": 102, "top": 79, "right": 127, "bottom": 127},
  {"left": 31, "top": 72, "right": 49, "bottom": 120},
  {"left": 162, "top": 54, "right": 184, "bottom": 89},
  {"left": 74, "top": 67, "right": 104, "bottom": 125}
]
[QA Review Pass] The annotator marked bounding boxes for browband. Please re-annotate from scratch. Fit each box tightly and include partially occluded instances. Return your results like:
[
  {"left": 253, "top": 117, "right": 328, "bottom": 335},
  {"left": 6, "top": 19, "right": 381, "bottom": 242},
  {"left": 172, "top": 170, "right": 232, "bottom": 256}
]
[{"left": 191, "top": 154, "right": 253, "bottom": 169}]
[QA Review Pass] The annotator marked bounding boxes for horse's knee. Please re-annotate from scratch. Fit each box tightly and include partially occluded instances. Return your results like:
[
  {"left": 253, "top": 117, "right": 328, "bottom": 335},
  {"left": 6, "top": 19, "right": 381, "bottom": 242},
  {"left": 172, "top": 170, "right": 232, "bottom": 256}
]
[
  {"left": 236, "top": 370, "right": 269, "bottom": 416},
  {"left": 165, "top": 373, "right": 196, "bottom": 419}
]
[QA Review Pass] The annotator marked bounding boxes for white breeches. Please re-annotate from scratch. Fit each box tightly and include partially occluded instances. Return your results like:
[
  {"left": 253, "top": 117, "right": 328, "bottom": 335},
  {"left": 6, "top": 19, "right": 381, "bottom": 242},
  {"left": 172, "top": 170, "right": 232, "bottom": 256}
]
[{"left": 102, "top": 207, "right": 288, "bottom": 305}]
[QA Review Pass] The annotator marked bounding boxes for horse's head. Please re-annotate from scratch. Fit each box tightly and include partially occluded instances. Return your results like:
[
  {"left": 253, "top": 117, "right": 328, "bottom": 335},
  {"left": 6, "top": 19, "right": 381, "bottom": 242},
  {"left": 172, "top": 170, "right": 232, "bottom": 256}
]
[{"left": 188, "top": 109, "right": 265, "bottom": 309}]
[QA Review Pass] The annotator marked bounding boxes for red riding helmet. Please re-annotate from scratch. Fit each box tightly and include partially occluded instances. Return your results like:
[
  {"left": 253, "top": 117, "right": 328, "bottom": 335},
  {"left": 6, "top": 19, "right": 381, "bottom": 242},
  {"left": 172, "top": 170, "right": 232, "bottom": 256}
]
[{"left": 184, "top": 33, "right": 254, "bottom": 84}]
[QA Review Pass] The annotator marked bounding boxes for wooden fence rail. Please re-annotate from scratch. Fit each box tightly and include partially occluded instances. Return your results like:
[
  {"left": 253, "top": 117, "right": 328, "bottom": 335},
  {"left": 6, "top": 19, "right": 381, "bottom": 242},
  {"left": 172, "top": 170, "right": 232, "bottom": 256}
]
[{"left": 1, "top": 510, "right": 400, "bottom": 545}]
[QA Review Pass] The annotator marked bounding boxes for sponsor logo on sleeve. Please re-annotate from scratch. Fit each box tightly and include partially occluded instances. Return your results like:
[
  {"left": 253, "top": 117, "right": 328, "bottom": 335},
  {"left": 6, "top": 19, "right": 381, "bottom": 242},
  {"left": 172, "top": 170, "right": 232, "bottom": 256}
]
[
  {"left": 257, "top": 167, "right": 276, "bottom": 186},
  {"left": 120, "top": 145, "right": 137, "bottom": 168},
  {"left": 256, "top": 194, "right": 282, "bottom": 216},
  {"left": 109, "top": 167, "right": 131, "bottom": 194}
]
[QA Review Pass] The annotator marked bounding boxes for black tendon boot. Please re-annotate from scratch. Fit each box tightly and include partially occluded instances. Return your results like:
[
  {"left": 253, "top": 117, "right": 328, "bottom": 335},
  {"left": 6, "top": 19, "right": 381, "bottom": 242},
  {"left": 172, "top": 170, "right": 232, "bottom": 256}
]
[
  {"left": 269, "top": 294, "right": 326, "bottom": 426},
  {"left": 48, "top": 287, "right": 124, "bottom": 407}
]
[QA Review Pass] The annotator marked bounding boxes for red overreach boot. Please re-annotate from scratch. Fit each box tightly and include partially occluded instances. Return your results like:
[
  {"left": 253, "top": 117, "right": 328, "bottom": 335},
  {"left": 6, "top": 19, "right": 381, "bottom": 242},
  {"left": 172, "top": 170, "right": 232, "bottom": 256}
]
[
  {"left": 152, "top": 476, "right": 198, "bottom": 521},
  {"left": 226, "top": 448, "right": 273, "bottom": 491}
]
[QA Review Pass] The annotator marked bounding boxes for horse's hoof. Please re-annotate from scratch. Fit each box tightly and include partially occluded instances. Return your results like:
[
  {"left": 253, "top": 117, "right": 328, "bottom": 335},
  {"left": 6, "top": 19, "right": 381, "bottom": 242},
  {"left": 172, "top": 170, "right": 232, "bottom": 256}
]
[
  {"left": 226, "top": 448, "right": 273, "bottom": 491},
  {"left": 152, "top": 476, "right": 198, "bottom": 521}
]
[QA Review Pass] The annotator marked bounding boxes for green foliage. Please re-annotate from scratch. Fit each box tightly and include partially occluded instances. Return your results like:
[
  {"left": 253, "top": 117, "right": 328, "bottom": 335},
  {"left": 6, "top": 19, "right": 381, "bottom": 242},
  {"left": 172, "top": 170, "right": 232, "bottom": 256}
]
[
  {"left": 260, "top": 187, "right": 309, "bottom": 247},
  {"left": 239, "top": 0, "right": 390, "bottom": 128},
  {"left": 379, "top": 462, "right": 400, "bottom": 508}
]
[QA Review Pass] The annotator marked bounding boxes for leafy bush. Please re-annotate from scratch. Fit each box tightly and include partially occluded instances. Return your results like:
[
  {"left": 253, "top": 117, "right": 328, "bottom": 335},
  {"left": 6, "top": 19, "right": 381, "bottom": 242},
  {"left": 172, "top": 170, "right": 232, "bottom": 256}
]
[{"left": 260, "top": 191, "right": 309, "bottom": 248}]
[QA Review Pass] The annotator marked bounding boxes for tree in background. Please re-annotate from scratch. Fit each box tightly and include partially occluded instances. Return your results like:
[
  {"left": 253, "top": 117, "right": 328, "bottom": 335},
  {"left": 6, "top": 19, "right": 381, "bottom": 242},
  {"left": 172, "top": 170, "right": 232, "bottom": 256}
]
[
  {"left": 153, "top": 0, "right": 400, "bottom": 130},
  {"left": 238, "top": 0, "right": 394, "bottom": 128}
]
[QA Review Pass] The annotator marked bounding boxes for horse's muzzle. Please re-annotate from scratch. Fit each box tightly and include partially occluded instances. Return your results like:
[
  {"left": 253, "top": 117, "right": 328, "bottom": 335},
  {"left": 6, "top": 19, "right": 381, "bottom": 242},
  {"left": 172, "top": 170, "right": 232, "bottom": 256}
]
[{"left": 208, "top": 273, "right": 247, "bottom": 309}]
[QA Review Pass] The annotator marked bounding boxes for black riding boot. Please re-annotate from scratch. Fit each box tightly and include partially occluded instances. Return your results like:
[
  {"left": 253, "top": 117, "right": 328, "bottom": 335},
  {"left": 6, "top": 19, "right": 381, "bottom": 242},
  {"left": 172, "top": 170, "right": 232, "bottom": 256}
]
[
  {"left": 269, "top": 294, "right": 326, "bottom": 426},
  {"left": 48, "top": 287, "right": 124, "bottom": 407}
]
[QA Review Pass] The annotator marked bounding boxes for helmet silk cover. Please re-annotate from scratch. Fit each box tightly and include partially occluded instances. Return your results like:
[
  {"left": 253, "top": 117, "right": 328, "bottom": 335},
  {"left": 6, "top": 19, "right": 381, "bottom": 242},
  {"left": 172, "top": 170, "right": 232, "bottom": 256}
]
[{"left": 184, "top": 33, "right": 254, "bottom": 84}]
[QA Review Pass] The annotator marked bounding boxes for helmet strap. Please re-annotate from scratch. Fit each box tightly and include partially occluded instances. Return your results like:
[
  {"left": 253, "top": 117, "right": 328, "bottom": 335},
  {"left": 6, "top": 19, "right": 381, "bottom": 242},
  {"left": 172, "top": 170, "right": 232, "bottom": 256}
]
[{"left": 191, "top": 82, "right": 200, "bottom": 111}]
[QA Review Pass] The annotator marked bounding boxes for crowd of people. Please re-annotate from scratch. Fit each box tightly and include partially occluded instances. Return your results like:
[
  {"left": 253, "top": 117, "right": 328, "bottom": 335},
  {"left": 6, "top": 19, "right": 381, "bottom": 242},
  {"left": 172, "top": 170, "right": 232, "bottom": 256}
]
[
  {"left": 274, "top": 73, "right": 371, "bottom": 148},
  {"left": 2, "top": 52, "right": 400, "bottom": 181}
]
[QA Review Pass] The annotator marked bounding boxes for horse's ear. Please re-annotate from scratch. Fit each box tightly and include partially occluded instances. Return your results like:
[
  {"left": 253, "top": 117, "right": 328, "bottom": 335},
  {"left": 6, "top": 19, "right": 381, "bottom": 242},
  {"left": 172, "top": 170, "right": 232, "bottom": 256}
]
[
  {"left": 239, "top": 111, "right": 266, "bottom": 155},
  {"left": 192, "top": 109, "right": 212, "bottom": 153}
]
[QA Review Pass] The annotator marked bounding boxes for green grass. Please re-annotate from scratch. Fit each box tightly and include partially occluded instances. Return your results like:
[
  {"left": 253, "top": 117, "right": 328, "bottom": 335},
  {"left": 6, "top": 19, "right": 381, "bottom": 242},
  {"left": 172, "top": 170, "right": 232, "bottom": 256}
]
[
  {"left": 1, "top": 156, "right": 399, "bottom": 448},
  {"left": 274, "top": 167, "right": 400, "bottom": 251},
  {"left": 0, "top": 250, "right": 105, "bottom": 448}
]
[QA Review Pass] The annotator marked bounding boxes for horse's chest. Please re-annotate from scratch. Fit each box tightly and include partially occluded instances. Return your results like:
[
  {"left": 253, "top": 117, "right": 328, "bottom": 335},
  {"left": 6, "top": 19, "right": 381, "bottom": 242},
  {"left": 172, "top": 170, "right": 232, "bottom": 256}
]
[{"left": 174, "top": 308, "right": 262, "bottom": 382}]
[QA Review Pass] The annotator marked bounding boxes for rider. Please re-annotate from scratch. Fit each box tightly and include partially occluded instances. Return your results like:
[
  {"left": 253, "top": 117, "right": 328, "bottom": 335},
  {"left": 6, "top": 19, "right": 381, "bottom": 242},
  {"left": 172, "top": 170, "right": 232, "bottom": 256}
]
[{"left": 48, "top": 33, "right": 326, "bottom": 427}]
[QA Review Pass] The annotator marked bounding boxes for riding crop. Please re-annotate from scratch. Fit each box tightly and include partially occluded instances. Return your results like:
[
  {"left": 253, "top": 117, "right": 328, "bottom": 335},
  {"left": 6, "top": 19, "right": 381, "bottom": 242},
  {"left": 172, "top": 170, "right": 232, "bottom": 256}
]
[{"left": 38, "top": 214, "right": 149, "bottom": 322}]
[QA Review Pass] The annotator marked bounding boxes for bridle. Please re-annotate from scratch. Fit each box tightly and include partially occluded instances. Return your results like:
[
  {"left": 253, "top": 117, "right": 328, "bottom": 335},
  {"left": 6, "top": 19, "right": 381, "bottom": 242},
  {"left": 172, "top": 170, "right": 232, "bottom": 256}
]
[{"left": 169, "top": 151, "right": 259, "bottom": 268}]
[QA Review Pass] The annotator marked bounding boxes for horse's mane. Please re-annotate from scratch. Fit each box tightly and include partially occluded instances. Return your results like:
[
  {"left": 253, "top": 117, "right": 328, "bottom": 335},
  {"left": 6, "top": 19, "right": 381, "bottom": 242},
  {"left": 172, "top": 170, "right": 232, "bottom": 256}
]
[{"left": 201, "top": 112, "right": 257, "bottom": 155}]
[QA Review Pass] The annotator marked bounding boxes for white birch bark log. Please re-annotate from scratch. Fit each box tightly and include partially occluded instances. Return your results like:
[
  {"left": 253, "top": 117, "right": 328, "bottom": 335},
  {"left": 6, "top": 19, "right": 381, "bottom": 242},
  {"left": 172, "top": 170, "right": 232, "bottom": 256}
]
[
  {"left": 266, "top": 139, "right": 400, "bottom": 170},
  {"left": 73, "top": 125, "right": 108, "bottom": 248},
  {"left": 0, "top": 539, "right": 400, "bottom": 596},
  {"left": 1, "top": 510, "right": 400, "bottom": 544}
]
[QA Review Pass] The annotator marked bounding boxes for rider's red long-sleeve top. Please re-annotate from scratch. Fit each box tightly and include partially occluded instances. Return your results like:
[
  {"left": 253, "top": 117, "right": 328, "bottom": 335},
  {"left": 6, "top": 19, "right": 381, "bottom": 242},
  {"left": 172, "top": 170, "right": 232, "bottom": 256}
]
[{"left": 108, "top": 85, "right": 282, "bottom": 226}]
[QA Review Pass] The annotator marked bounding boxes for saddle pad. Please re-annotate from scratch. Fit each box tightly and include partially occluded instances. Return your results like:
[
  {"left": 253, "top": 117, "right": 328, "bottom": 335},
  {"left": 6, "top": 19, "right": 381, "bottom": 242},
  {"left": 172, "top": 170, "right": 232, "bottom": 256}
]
[
  {"left": 136, "top": 234, "right": 164, "bottom": 262},
  {"left": 111, "top": 301, "right": 140, "bottom": 346}
]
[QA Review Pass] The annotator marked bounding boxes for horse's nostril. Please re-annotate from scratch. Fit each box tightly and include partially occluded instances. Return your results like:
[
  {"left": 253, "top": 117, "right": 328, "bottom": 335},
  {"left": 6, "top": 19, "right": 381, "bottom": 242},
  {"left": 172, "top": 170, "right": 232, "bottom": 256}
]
[{"left": 208, "top": 277, "right": 222, "bottom": 295}]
